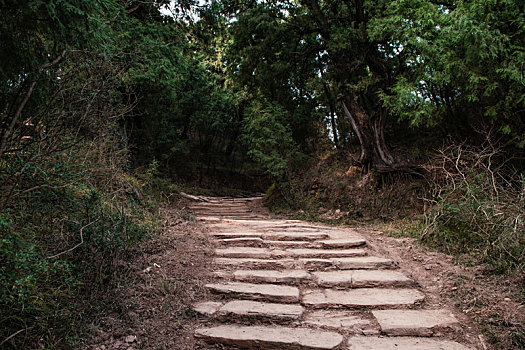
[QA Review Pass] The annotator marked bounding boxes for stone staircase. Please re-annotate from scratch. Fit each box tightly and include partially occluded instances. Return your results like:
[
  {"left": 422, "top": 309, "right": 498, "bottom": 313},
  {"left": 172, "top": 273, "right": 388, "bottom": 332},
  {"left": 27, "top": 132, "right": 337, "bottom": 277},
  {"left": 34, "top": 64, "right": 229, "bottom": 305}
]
[{"left": 189, "top": 196, "right": 476, "bottom": 349}]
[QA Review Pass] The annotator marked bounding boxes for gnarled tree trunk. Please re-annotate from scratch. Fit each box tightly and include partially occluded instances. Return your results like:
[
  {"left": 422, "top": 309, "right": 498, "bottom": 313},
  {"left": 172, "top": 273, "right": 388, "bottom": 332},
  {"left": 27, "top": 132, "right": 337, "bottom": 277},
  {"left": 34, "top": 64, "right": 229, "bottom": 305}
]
[{"left": 340, "top": 94, "right": 394, "bottom": 172}]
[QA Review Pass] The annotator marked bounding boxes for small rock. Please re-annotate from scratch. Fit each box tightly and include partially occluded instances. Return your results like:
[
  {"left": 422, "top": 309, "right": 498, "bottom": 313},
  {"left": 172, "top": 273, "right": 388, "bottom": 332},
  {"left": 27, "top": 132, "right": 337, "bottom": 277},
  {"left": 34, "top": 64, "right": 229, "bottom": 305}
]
[{"left": 125, "top": 335, "right": 137, "bottom": 343}]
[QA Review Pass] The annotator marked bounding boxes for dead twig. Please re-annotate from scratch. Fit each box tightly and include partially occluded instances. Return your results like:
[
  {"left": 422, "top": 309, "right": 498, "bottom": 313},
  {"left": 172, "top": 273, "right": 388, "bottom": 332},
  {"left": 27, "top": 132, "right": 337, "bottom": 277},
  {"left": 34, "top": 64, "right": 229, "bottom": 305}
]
[
  {"left": 47, "top": 218, "right": 99, "bottom": 259},
  {"left": 0, "top": 327, "right": 33, "bottom": 347}
]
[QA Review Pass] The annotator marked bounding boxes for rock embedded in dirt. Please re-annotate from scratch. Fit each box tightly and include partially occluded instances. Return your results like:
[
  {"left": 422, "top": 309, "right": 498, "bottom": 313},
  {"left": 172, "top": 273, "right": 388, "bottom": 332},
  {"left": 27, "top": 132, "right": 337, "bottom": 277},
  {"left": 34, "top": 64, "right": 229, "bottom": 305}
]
[
  {"left": 372, "top": 309, "right": 459, "bottom": 336},
  {"left": 195, "top": 325, "right": 344, "bottom": 349}
]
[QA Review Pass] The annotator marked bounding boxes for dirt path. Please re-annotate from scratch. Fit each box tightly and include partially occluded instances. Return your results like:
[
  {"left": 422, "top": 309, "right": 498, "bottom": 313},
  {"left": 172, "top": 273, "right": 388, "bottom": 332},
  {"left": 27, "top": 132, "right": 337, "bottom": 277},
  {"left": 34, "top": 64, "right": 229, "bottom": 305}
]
[{"left": 189, "top": 196, "right": 485, "bottom": 349}]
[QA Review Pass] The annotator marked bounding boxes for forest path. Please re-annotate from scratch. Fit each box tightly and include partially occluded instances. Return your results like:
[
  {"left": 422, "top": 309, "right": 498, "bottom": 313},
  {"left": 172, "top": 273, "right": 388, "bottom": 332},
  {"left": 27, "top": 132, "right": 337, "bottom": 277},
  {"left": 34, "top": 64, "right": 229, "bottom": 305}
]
[{"left": 188, "top": 196, "right": 481, "bottom": 349}]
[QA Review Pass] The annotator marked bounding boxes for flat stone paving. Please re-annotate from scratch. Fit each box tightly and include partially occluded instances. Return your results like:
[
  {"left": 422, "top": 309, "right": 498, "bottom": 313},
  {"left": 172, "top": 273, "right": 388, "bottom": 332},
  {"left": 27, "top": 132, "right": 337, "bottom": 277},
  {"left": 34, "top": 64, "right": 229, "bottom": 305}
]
[
  {"left": 190, "top": 196, "right": 476, "bottom": 350},
  {"left": 332, "top": 256, "right": 395, "bottom": 269},
  {"left": 233, "top": 269, "right": 312, "bottom": 284},
  {"left": 347, "top": 336, "right": 472, "bottom": 350},
  {"left": 287, "top": 248, "right": 367, "bottom": 258},
  {"left": 214, "top": 257, "right": 296, "bottom": 269},
  {"left": 218, "top": 300, "right": 304, "bottom": 321},
  {"left": 303, "top": 310, "right": 371, "bottom": 329},
  {"left": 313, "top": 270, "right": 413, "bottom": 288},
  {"left": 302, "top": 288, "right": 425, "bottom": 308},
  {"left": 195, "top": 325, "right": 343, "bottom": 349},
  {"left": 206, "top": 282, "right": 300, "bottom": 303},
  {"left": 372, "top": 309, "right": 459, "bottom": 336}
]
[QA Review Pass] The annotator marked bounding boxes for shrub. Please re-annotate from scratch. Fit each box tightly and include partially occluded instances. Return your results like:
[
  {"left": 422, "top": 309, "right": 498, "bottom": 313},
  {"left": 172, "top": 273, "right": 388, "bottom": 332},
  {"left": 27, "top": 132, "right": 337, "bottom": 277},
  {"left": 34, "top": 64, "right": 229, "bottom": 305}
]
[{"left": 423, "top": 144, "right": 525, "bottom": 273}]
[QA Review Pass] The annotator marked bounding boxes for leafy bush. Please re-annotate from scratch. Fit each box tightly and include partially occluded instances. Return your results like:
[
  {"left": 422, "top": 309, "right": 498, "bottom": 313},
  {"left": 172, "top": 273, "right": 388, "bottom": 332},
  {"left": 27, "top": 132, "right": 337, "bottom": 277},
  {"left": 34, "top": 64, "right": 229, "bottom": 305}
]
[
  {"left": 423, "top": 144, "right": 525, "bottom": 273},
  {"left": 243, "top": 98, "right": 302, "bottom": 179}
]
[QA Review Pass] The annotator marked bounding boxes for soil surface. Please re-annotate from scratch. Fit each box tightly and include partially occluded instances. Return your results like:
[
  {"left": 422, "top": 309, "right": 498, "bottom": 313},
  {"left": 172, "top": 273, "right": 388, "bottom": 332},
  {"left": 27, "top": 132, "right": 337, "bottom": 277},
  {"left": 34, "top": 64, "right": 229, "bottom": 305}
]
[{"left": 89, "top": 196, "right": 524, "bottom": 350}]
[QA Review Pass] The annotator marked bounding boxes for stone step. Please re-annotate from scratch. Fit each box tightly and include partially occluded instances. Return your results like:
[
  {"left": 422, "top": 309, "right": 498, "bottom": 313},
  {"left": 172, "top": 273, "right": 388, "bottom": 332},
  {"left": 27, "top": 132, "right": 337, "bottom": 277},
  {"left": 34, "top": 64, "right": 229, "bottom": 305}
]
[
  {"left": 219, "top": 237, "right": 264, "bottom": 246},
  {"left": 332, "top": 256, "right": 395, "bottom": 269},
  {"left": 193, "top": 301, "right": 223, "bottom": 316},
  {"left": 318, "top": 238, "right": 367, "bottom": 248},
  {"left": 300, "top": 258, "right": 334, "bottom": 270},
  {"left": 213, "top": 257, "right": 395, "bottom": 271},
  {"left": 303, "top": 310, "right": 373, "bottom": 330},
  {"left": 313, "top": 270, "right": 413, "bottom": 288},
  {"left": 264, "top": 240, "right": 313, "bottom": 248},
  {"left": 213, "top": 258, "right": 296, "bottom": 269},
  {"left": 212, "top": 231, "right": 329, "bottom": 241},
  {"left": 195, "top": 325, "right": 343, "bottom": 350},
  {"left": 214, "top": 247, "right": 288, "bottom": 259},
  {"left": 218, "top": 238, "right": 312, "bottom": 248},
  {"left": 218, "top": 300, "right": 304, "bottom": 321},
  {"left": 212, "top": 232, "right": 262, "bottom": 239},
  {"left": 215, "top": 247, "right": 368, "bottom": 259},
  {"left": 232, "top": 269, "right": 312, "bottom": 284},
  {"left": 347, "top": 336, "right": 472, "bottom": 349},
  {"left": 206, "top": 282, "right": 300, "bottom": 303},
  {"left": 372, "top": 309, "right": 459, "bottom": 336},
  {"left": 302, "top": 288, "right": 425, "bottom": 308},
  {"left": 263, "top": 232, "right": 330, "bottom": 241},
  {"left": 288, "top": 248, "right": 367, "bottom": 258}
]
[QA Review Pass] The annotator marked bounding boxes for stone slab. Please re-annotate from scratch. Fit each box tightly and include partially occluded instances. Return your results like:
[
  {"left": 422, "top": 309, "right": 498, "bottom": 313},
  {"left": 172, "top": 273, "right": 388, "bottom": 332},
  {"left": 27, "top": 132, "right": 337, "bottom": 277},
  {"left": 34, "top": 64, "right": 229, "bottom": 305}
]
[
  {"left": 302, "top": 288, "right": 425, "bottom": 308},
  {"left": 304, "top": 310, "right": 372, "bottom": 329},
  {"left": 214, "top": 247, "right": 288, "bottom": 259},
  {"left": 372, "top": 309, "right": 459, "bottom": 336},
  {"left": 192, "top": 301, "right": 223, "bottom": 316},
  {"left": 331, "top": 256, "right": 394, "bottom": 269},
  {"left": 350, "top": 270, "right": 413, "bottom": 288},
  {"left": 219, "top": 237, "right": 264, "bottom": 246},
  {"left": 288, "top": 248, "right": 367, "bottom": 258},
  {"left": 265, "top": 240, "right": 312, "bottom": 248},
  {"left": 233, "top": 269, "right": 312, "bottom": 284},
  {"left": 206, "top": 282, "right": 300, "bottom": 303},
  {"left": 313, "top": 271, "right": 353, "bottom": 287},
  {"left": 218, "top": 300, "right": 304, "bottom": 321},
  {"left": 347, "top": 336, "right": 472, "bottom": 349},
  {"left": 211, "top": 232, "right": 262, "bottom": 239},
  {"left": 262, "top": 232, "right": 330, "bottom": 241},
  {"left": 195, "top": 325, "right": 343, "bottom": 349},
  {"left": 299, "top": 258, "right": 335, "bottom": 270},
  {"left": 213, "top": 258, "right": 296, "bottom": 269},
  {"left": 318, "top": 238, "right": 367, "bottom": 248}
]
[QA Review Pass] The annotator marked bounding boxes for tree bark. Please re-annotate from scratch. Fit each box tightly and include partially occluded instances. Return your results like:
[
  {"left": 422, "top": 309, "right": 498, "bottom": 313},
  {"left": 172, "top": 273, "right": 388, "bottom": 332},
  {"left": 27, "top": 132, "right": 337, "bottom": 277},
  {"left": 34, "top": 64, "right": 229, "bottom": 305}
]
[{"left": 340, "top": 94, "right": 394, "bottom": 171}]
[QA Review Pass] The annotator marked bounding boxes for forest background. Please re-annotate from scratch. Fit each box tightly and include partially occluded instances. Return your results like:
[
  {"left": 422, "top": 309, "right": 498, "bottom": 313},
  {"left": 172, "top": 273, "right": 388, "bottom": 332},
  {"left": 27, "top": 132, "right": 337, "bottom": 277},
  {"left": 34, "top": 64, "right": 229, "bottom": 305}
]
[{"left": 0, "top": 0, "right": 523, "bottom": 348}]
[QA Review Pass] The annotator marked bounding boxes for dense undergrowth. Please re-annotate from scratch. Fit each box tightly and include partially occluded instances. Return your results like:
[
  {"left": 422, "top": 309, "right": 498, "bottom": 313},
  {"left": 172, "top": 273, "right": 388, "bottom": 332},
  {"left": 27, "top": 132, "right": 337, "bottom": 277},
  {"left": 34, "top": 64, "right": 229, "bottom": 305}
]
[{"left": 0, "top": 153, "right": 172, "bottom": 348}]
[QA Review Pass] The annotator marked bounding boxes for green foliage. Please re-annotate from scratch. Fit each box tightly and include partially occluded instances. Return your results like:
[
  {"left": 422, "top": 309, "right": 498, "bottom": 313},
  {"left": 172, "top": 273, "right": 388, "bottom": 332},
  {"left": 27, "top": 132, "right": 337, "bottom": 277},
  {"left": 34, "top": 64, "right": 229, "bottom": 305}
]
[
  {"left": 243, "top": 99, "right": 301, "bottom": 179},
  {"left": 369, "top": 0, "right": 525, "bottom": 145}
]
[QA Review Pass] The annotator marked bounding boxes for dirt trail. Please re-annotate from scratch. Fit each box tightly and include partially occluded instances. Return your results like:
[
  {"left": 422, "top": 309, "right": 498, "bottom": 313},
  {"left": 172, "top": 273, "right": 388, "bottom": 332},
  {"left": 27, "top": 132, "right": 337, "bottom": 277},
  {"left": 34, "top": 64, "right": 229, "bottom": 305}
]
[{"left": 189, "top": 196, "right": 485, "bottom": 349}]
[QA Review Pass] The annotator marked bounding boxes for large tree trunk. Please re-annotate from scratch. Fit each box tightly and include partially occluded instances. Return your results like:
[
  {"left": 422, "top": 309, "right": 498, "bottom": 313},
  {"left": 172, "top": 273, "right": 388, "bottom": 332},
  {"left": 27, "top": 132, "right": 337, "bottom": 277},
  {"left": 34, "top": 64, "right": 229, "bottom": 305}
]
[{"left": 340, "top": 94, "right": 394, "bottom": 171}]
